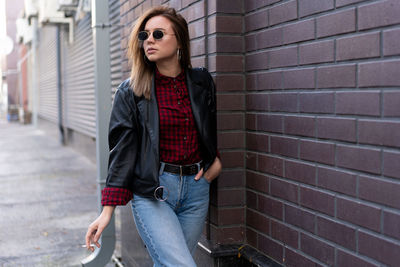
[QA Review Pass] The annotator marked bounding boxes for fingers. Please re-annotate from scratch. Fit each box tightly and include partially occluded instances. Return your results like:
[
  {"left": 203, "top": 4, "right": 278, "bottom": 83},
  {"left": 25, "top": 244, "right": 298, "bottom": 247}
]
[
  {"left": 93, "top": 225, "right": 105, "bottom": 249},
  {"left": 85, "top": 225, "right": 97, "bottom": 252},
  {"left": 194, "top": 168, "right": 204, "bottom": 180}
]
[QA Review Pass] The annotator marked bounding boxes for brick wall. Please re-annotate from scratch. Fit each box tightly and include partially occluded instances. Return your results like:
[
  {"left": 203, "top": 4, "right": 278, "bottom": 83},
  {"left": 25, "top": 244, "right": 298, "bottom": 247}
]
[{"left": 245, "top": 0, "right": 400, "bottom": 266}]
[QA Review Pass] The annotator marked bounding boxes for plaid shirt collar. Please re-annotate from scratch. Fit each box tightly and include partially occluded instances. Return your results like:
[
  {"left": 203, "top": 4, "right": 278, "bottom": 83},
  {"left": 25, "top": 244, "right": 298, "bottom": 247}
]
[{"left": 155, "top": 68, "right": 185, "bottom": 85}]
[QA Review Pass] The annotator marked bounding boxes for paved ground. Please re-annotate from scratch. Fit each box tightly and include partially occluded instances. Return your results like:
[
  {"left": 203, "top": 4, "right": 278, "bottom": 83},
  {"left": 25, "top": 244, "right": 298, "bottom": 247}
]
[{"left": 0, "top": 119, "right": 115, "bottom": 267}]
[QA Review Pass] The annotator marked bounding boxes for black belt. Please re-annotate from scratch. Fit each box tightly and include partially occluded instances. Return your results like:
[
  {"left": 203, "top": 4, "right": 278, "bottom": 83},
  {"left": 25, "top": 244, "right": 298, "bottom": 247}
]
[{"left": 162, "top": 161, "right": 203, "bottom": 176}]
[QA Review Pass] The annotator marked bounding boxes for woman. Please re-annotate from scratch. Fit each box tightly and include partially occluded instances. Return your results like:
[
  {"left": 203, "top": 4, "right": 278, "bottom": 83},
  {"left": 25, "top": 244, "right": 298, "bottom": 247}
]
[{"left": 85, "top": 6, "right": 222, "bottom": 267}]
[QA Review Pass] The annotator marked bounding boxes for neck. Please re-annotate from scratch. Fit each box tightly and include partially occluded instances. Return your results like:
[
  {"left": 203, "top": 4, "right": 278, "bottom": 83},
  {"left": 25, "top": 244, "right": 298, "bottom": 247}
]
[{"left": 156, "top": 60, "right": 181, "bottom": 78}]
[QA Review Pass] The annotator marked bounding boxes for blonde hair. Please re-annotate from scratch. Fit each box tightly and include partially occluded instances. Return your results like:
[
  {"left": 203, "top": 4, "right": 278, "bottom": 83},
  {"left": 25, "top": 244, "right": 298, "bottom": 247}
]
[{"left": 127, "top": 6, "right": 192, "bottom": 99}]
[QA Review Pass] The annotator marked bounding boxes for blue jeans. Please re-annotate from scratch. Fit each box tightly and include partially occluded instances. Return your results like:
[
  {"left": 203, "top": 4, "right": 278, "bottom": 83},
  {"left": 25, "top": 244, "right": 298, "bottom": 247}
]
[{"left": 131, "top": 164, "right": 210, "bottom": 267}]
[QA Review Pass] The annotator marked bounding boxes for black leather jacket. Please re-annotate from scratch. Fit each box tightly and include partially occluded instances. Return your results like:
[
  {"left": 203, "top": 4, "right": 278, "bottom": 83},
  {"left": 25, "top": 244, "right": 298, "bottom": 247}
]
[{"left": 105, "top": 67, "right": 218, "bottom": 199}]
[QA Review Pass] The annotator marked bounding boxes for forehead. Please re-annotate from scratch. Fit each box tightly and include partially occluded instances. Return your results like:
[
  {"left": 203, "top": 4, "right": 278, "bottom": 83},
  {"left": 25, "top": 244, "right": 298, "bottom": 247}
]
[{"left": 144, "top": 16, "right": 173, "bottom": 31}]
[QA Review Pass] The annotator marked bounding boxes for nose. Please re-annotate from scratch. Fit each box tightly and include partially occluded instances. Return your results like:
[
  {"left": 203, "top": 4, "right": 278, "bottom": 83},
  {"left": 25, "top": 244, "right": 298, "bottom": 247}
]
[{"left": 146, "top": 32, "right": 155, "bottom": 43}]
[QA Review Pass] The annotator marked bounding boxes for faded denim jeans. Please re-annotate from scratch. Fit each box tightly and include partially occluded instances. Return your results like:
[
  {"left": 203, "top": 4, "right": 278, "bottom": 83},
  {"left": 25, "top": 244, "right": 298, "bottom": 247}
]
[{"left": 131, "top": 163, "right": 210, "bottom": 267}]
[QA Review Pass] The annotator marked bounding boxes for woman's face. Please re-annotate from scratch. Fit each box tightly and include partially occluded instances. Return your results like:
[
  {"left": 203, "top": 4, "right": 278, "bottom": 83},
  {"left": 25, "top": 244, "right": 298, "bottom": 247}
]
[{"left": 142, "top": 15, "right": 180, "bottom": 65}]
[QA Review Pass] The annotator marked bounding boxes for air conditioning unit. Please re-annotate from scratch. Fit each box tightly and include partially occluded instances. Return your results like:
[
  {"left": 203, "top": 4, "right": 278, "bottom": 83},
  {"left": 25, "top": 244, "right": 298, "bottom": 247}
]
[
  {"left": 38, "top": 0, "right": 65, "bottom": 25},
  {"left": 24, "top": 0, "right": 38, "bottom": 19},
  {"left": 58, "top": 0, "right": 79, "bottom": 12}
]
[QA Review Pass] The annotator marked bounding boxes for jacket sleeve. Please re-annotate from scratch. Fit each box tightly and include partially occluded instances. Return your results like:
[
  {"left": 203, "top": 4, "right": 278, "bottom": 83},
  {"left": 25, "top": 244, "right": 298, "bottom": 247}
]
[{"left": 101, "top": 85, "right": 138, "bottom": 206}]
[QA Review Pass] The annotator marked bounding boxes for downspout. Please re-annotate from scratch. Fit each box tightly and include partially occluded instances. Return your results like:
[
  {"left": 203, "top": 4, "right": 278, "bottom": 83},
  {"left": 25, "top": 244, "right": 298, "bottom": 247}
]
[
  {"left": 81, "top": 0, "right": 114, "bottom": 265},
  {"left": 56, "top": 25, "right": 65, "bottom": 145},
  {"left": 31, "top": 16, "right": 38, "bottom": 128}
]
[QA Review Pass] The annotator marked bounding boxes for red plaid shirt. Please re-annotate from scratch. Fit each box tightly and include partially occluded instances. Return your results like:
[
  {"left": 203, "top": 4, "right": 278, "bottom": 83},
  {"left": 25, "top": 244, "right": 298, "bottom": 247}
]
[{"left": 102, "top": 68, "right": 204, "bottom": 206}]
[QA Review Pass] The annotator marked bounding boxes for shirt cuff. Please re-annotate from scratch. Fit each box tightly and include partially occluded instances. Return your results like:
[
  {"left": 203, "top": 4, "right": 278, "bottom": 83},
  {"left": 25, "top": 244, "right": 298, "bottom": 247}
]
[{"left": 101, "top": 187, "right": 133, "bottom": 206}]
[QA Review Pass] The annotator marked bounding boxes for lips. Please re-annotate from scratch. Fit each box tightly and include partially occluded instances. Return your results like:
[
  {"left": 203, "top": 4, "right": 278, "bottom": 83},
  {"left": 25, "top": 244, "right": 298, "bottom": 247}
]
[{"left": 147, "top": 48, "right": 157, "bottom": 54}]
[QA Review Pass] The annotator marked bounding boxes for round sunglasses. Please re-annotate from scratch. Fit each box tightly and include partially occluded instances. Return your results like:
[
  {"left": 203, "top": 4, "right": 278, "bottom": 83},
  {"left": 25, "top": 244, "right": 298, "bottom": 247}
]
[{"left": 138, "top": 30, "right": 174, "bottom": 41}]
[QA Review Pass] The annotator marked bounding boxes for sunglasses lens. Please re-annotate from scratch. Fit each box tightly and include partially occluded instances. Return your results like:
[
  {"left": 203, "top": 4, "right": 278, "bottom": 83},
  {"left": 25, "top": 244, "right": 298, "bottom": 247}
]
[
  {"left": 138, "top": 31, "right": 148, "bottom": 41},
  {"left": 153, "top": 30, "right": 164, "bottom": 40}
]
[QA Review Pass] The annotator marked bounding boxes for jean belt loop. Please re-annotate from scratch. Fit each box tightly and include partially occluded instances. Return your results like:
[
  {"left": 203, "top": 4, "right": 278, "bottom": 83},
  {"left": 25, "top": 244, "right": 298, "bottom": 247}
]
[
  {"left": 159, "top": 162, "right": 165, "bottom": 176},
  {"left": 179, "top": 165, "right": 183, "bottom": 177},
  {"left": 196, "top": 162, "right": 201, "bottom": 173}
]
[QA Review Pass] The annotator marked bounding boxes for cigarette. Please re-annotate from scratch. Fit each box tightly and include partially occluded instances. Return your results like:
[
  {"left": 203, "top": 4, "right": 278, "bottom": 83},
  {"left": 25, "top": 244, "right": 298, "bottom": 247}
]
[{"left": 82, "top": 244, "right": 96, "bottom": 248}]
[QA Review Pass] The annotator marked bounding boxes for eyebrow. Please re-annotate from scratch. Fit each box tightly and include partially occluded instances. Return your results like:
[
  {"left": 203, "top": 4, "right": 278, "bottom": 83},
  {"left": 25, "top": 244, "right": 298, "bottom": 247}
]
[{"left": 143, "top": 27, "right": 167, "bottom": 31}]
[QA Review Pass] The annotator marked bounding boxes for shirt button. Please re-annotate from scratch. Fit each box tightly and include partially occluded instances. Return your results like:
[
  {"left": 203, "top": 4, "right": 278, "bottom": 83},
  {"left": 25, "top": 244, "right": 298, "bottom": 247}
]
[
  {"left": 185, "top": 117, "right": 189, "bottom": 121},
  {"left": 183, "top": 155, "right": 187, "bottom": 159},
  {"left": 184, "top": 136, "right": 187, "bottom": 140},
  {"left": 174, "top": 85, "right": 177, "bottom": 89},
  {"left": 178, "top": 101, "right": 181, "bottom": 105}
]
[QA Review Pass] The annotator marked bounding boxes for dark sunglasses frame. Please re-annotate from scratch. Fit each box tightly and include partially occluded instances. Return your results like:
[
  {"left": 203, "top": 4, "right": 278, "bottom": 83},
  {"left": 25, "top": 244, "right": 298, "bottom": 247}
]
[{"left": 138, "top": 30, "right": 173, "bottom": 41}]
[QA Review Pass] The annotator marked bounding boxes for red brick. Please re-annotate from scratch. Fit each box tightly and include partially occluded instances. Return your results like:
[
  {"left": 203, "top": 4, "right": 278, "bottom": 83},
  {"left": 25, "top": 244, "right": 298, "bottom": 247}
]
[
  {"left": 246, "top": 170, "right": 269, "bottom": 193},
  {"left": 190, "top": 38, "right": 205, "bottom": 57},
  {"left": 337, "top": 32, "right": 380, "bottom": 61},
  {"left": 246, "top": 228, "right": 257, "bottom": 248},
  {"left": 218, "top": 207, "right": 244, "bottom": 225},
  {"left": 336, "top": 91, "right": 380, "bottom": 116},
  {"left": 285, "top": 205, "right": 315, "bottom": 233},
  {"left": 246, "top": 93, "right": 268, "bottom": 111},
  {"left": 300, "top": 140, "right": 335, "bottom": 165},
  {"left": 246, "top": 113, "right": 256, "bottom": 130},
  {"left": 300, "top": 233, "right": 334, "bottom": 266},
  {"left": 214, "top": 226, "right": 244, "bottom": 244},
  {"left": 258, "top": 71, "right": 282, "bottom": 90},
  {"left": 285, "top": 160, "right": 316, "bottom": 185},
  {"left": 299, "top": 92, "right": 334, "bottom": 114},
  {"left": 283, "top": 68, "right": 315, "bottom": 89},
  {"left": 186, "top": 1, "right": 205, "bottom": 22},
  {"left": 317, "top": 64, "right": 356, "bottom": 88},
  {"left": 300, "top": 186, "right": 335, "bottom": 216},
  {"left": 211, "top": 0, "right": 242, "bottom": 14},
  {"left": 246, "top": 52, "right": 268, "bottom": 71},
  {"left": 258, "top": 234, "right": 284, "bottom": 263},
  {"left": 337, "top": 197, "right": 381, "bottom": 232},
  {"left": 299, "top": 0, "right": 334, "bottom": 17},
  {"left": 271, "top": 221, "right": 298, "bottom": 249},
  {"left": 247, "top": 209, "right": 270, "bottom": 233},
  {"left": 359, "top": 60, "right": 400, "bottom": 87},
  {"left": 217, "top": 113, "right": 244, "bottom": 130},
  {"left": 245, "top": 9, "right": 268, "bottom": 32},
  {"left": 316, "top": 117, "right": 356, "bottom": 142},
  {"left": 317, "top": 216, "right": 356, "bottom": 250},
  {"left": 217, "top": 94, "right": 245, "bottom": 111},
  {"left": 258, "top": 195, "right": 283, "bottom": 220},
  {"left": 383, "top": 150, "right": 400, "bottom": 179},
  {"left": 258, "top": 114, "right": 284, "bottom": 133},
  {"left": 270, "top": 136, "right": 298, "bottom": 158},
  {"left": 358, "top": 0, "right": 400, "bottom": 30},
  {"left": 317, "top": 8, "right": 356, "bottom": 38},
  {"left": 268, "top": 46, "right": 298, "bottom": 68},
  {"left": 218, "top": 188, "right": 244, "bottom": 206},
  {"left": 337, "top": 249, "right": 379, "bottom": 267},
  {"left": 245, "top": 0, "right": 280, "bottom": 12},
  {"left": 218, "top": 170, "right": 245, "bottom": 187},
  {"left": 220, "top": 151, "right": 244, "bottom": 168},
  {"left": 190, "top": 18, "right": 205, "bottom": 37},
  {"left": 359, "top": 230, "right": 400, "bottom": 266},
  {"left": 247, "top": 190, "right": 257, "bottom": 210},
  {"left": 191, "top": 56, "right": 206, "bottom": 68},
  {"left": 270, "top": 178, "right": 298, "bottom": 204},
  {"left": 246, "top": 132, "right": 268, "bottom": 152},
  {"left": 317, "top": 166, "right": 357, "bottom": 196},
  {"left": 269, "top": 0, "right": 297, "bottom": 26},
  {"left": 337, "top": 145, "right": 381, "bottom": 174},
  {"left": 285, "top": 248, "right": 324, "bottom": 267},
  {"left": 258, "top": 154, "right": 284, "bottom": 176},
  {"left": 215, "top": 74, "right": 244, "bottom": 92},
  {"left": 359, "top": 120, "right": 400, "bottom": 148},
  {"left": 336, "top": 0, "right": 367, "bottom": 7},
  {"left": 359, "top": 175, "right": 400, "bottom": 209},
  {"left": 256, "top": 27, "right": 283, "bottom": 49},
  {"left": 269, "top": 93, "right": 298, "bottom": 112},
  {"left": 208, "top": 15, "right": 242, "bottom": 34},
  {"left": 383, "top": 211, "right": 400, "bottom": 240},
  {"left": 245, "top": 33, "right": 257, "bottom": 52},
  {"left": 218, "top": 132, "right": 244, "bottom": 149},
  {"left": 209, "top": 55, "right": 243, "bottom": 72},
  {"left": 208, "top": 35, "right": 243, "bottom": 54},
  {"left": 384, "top": 91, "right": 400, "bottom": 117},
  {"left": 383, "top": 28, "right": 400, "bottom": 56},
  {"left": 283, "top": 19, "right": 315, "bottom": 45},
  {"left": 284, "top": 115, "right": 315, "bottom": 137},
  {"left": 299, "top": 40, "right": 334, "bottom": 65}
]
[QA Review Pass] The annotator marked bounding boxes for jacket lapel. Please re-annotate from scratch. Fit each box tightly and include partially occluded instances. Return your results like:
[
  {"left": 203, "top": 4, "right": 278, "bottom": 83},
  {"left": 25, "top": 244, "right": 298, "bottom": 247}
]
[{"left": 136, "top": 75, "right": 159, "bottom": 157}]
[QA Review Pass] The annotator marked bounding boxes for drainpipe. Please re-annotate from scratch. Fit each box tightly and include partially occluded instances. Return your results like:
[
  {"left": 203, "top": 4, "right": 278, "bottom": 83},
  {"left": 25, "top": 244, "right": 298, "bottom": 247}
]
[
  {"left": 81, "top": 0, "right": 114, "bottom": 266},
  {"left": 56, "top": 25, "right": 65, "bottom": 145},
  {"left": 31, "top": 16, "right": 38, "bottom": 128}
]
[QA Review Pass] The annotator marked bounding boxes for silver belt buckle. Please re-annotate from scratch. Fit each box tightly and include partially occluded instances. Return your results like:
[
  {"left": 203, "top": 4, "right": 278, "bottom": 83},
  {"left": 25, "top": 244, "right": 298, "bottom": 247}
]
[{"left": 154, "top": 186, "right": 169, "bottom": 201}]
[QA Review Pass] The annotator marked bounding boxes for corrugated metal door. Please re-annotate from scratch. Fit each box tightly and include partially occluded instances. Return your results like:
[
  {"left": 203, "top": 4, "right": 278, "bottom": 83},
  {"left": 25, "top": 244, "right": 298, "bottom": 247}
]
[
  {"left": 109, "top": 0, "right": 122, "bottom": 96},
  {"left": 62, "top": 14, "right": 96, "bottom": 138},
  {"left": 37, "top": 26, "right": 58, "bottom": 123}
]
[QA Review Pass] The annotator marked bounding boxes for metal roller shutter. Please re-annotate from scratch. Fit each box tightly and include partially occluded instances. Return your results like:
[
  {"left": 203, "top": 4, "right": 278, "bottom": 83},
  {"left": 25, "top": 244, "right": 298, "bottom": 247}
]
[
  {"left": 62, "top": 14, "right": 96, "bottom": 138},
  {"left": 38, "top": 26, "right": 58, "bottom": 123}
]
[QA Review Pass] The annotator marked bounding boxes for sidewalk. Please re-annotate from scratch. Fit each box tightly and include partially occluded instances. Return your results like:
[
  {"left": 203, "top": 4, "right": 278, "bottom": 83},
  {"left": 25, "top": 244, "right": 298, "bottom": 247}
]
[{"left": 0, "top": 120, "right": 113, "bottom": 266}]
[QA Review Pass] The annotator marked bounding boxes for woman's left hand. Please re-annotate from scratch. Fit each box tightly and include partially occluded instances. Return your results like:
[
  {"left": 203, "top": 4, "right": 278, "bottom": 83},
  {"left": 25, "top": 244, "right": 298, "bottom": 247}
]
[{"left": 194, "top": 157, "right": 222, "bottom": 183}]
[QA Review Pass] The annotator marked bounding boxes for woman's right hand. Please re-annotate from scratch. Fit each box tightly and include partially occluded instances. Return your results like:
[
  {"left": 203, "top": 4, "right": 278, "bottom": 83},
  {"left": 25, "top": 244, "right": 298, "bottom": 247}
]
[{"left": 85, "top": 206, "right": 115, "bottom": 252}]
